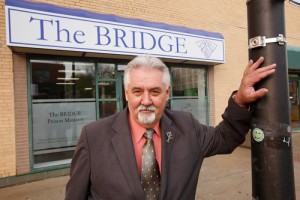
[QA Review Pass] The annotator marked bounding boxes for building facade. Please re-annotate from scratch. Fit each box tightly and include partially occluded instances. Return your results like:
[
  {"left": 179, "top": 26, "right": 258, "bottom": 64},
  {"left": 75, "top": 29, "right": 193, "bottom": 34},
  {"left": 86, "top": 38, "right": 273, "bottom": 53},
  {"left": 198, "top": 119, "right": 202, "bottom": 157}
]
[{"left": 0, "top": 0, "right": 300, "bottom": 185}]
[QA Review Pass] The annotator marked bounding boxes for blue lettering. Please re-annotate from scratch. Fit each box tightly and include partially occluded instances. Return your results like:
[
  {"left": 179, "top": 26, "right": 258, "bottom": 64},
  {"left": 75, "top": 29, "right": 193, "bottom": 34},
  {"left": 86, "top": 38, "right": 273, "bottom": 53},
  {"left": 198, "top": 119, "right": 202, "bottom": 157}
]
[
  {"left": 130, "top": 31, "right": 137, "bottom": 48},
  {"left": 158, "top": 35, "right": 173, "bottom": 52},
  {"left": 140, "top": 32, "right": 156, "bottom": 50},
  {"left": 55, "top": 20, "right": 70, "bottom": 42},
  {"left": 176, "top": 37, "right": 187, "bottom": 54},
  {"left": 29, "top": 17, "right": 53, "bottom": 40},
  {"left": 95, "top": 26, "right": 111, "bottom": 45},
  {"left": 73, "top": 30, "right": 85, "bottom": 44},
  {"left": 114, "top": 28, "right": 129, "bottom": 48}
]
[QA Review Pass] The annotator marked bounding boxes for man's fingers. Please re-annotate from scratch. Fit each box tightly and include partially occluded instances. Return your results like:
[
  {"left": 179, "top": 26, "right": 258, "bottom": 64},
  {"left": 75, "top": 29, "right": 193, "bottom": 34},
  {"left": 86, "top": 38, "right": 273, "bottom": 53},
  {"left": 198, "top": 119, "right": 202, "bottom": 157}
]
[
  {"left": 250, "top": 88, "right": 269, "bottom": 101},
  {"left": 253, "top": 64, "right": 276, "bottom": 81},
  {"left": 249, "top": 57, "right": 265, "bottom": 71},
  {"left": 256, "top": 63, "right": 276, "bottom": 72},
  {"left": 245, "top": 57, "right": 265, "bottom": 76},
  {"left": 239, "top": 57, "right": 276, "bottom": 105},
  {"left": 244, "top": 63, "right": 276, "bottom": 86},
  {"left": 246, "top": 59, "right": 254, "bottom": 69}
]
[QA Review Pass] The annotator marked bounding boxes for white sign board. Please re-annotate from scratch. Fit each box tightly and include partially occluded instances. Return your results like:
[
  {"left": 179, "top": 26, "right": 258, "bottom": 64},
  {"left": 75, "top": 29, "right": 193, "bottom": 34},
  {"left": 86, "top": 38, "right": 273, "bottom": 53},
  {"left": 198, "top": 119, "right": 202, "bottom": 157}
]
[
  {"left": 290, "top": 0, "right": 300, "bottom": 6},
  {"left": 32, "top": 101, "right": 96, "bottom": 150},
  {"left": 5, "top": 0, "right": 225, "bottom": 63}
]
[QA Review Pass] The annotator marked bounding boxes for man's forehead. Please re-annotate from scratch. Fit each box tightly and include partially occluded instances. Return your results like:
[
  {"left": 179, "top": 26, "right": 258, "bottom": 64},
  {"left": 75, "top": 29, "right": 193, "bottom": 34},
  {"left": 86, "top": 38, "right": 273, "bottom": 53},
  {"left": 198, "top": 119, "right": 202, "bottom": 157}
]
[
  {"left": 128, "top": 78, "right": 166, "bottom": 90},
  {"left": 130, "top": 68, "right": 162, "bottom": 79},
  {"left": 126, "top": 67, "right": 167, "bottom": 88},
  {"left": 131, "top": 67, "right": 162, "bottom": 73},
  {"left": 130, "top": 86, "right": 163, "bottom": 90}
]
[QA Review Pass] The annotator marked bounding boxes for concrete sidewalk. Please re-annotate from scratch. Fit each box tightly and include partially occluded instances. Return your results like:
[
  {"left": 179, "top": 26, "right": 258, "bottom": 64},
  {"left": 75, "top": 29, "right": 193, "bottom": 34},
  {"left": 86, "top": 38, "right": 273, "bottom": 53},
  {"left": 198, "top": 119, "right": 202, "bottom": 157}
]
[{"left": 0, "top": 133, "right": 299, "bottom": 200}]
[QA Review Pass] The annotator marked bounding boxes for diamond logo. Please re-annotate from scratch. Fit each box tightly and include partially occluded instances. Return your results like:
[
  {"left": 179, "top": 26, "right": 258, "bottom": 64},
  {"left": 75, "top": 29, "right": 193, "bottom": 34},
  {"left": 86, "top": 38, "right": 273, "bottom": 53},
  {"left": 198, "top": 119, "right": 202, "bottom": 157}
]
[{"left": 196, "top": 41, "right": 217, "bottom": 58}]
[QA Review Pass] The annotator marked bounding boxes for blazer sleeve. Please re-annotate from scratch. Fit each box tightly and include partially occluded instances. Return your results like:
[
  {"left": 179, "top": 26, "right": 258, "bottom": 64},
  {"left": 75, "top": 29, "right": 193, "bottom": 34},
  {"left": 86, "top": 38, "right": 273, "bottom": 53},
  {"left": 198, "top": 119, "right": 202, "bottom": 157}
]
[
  {"left": 65, "top": 126, "right": 91, "bottom": 200},
  {"left": 196, "top": 94, "right": 252, "bottom": 157}
]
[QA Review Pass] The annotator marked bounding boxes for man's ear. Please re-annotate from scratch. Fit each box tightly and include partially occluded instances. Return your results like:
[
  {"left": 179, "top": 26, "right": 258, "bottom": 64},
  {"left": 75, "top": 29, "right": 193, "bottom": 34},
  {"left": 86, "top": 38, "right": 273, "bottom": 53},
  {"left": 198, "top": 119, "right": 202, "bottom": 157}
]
[
  {"left": 124, "top": 87, "right": 129, "bottom": 101},
  {"left": 166, "top": 86, "right": 171, "bottom": 100}
]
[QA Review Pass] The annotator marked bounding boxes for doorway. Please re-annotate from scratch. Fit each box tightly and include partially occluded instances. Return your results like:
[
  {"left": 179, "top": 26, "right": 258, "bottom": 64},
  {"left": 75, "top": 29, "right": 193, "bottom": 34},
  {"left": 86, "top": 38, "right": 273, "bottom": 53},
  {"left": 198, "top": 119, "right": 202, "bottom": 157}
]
[
  {"left": 97, "top": 63, "right": 126, "bottom": 119},
  {"left": 29, "top": 59, "right": 128, "bottom": 169},
  {"left": 289, "top": 74, "right": 300, "bottom": 130}
]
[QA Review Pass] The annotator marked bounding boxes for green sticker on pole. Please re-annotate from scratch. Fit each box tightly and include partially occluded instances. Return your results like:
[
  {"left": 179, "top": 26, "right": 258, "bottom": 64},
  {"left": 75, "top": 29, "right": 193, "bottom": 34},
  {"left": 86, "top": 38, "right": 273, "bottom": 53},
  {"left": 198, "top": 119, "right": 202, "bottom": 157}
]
[{"left": 252, "top": 128, "right": 264, "bottom": 142}]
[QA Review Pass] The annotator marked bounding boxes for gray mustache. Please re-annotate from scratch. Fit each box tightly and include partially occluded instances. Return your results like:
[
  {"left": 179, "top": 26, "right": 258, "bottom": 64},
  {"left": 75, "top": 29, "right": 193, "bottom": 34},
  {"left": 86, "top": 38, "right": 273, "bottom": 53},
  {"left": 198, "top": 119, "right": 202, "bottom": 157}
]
[{"left": 137, "top": 105, "right": 156, "bottom": 111}]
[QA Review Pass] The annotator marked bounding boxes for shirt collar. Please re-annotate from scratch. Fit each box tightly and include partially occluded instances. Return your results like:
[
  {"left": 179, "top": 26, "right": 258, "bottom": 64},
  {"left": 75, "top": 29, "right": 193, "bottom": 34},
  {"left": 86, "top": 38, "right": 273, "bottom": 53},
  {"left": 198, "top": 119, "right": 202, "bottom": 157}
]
[{"left": 128, "top": 113, "right": 161, "bottom": 144}]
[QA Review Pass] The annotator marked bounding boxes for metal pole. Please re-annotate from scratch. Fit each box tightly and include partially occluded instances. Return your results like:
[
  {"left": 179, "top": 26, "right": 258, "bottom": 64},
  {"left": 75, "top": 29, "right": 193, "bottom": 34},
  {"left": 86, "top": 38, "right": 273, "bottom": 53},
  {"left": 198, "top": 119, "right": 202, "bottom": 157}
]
[{"left": 247, "top": 0, "right": 296, "bottom": 199}]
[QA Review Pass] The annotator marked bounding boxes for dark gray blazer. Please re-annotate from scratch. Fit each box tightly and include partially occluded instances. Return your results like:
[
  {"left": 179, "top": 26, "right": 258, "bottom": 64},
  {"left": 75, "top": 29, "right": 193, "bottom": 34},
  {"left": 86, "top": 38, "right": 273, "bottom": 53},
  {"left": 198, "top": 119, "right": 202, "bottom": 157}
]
[{"left": 65, "top": 96, "right": 251, "bottom": 200}]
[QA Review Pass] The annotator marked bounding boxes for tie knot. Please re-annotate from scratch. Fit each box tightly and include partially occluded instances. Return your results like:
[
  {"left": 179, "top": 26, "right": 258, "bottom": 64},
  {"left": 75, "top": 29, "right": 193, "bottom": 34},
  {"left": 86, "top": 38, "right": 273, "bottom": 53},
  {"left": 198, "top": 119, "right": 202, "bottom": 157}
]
[{"left": 144, "top": 129, "right": 154, "bottom": 139}]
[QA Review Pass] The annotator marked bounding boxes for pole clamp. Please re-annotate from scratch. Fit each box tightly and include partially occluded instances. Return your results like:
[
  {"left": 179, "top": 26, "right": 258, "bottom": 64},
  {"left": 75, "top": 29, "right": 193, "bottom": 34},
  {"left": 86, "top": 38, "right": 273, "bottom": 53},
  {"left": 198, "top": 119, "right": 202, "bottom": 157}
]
[{"left": 248, "top": 34, "right": 286, "bottom": 49}]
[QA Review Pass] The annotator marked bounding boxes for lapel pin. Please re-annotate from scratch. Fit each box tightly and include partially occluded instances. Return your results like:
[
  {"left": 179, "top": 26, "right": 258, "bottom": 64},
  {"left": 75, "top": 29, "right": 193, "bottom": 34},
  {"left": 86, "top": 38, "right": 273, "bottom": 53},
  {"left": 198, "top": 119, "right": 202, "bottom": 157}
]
[{"left": 166, "top": 131, "right": 173, "bottom": 143}]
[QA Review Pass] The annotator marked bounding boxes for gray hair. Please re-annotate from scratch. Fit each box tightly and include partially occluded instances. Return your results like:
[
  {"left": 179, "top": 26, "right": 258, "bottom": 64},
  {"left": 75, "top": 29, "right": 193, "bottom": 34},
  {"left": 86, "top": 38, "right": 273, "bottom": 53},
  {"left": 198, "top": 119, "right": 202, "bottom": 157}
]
[{"left": 123, "top": 55, "right": 170, "bottom": 88}]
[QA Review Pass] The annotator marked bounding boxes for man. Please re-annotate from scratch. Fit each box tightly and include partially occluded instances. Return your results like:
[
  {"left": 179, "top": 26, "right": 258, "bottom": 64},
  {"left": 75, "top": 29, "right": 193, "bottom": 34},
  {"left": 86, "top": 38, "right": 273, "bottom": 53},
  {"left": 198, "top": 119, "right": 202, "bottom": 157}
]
[{"left": 65, "top": 55, "right": 276, "bottom": 200}]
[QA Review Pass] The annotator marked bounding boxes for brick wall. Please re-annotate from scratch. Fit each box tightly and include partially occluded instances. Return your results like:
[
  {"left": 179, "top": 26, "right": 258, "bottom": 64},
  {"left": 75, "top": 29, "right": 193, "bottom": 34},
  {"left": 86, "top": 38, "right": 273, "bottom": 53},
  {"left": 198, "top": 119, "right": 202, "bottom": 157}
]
[
  {"left": 0, "top": 0, "right": 16, "bottom": 178},
  {"left": 13, "top": 54, "right": 30, "bottom": 175}
]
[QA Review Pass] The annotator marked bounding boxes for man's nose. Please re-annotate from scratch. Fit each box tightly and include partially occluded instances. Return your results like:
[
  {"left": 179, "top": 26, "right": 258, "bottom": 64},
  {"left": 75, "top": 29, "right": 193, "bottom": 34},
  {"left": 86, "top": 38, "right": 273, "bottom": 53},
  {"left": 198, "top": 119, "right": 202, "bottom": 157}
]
[{"left": 141, "top": 92, "right": 152, "bottom": 105}]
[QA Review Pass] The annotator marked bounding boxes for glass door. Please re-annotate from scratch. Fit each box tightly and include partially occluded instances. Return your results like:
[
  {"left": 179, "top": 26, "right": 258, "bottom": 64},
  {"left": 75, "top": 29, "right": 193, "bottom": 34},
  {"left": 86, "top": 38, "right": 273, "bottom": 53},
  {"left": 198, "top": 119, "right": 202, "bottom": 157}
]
[
  {"left": 30, "top": 59, "right": 96, "bottom": 169},
  {"left": 116, "top": 70, "right": 126, "bottom": 111},
  {"left": 97, "top": 63, "right": 126, "bottom": 119},
  {"left": 289, "top": 74, "right": 300, "bottom": 130},
  {"left": 29, "top": 59, "right": 127, "bottom": 170},
  {"left": 170, "top": 66, "right": 208, "bottom": 125}
]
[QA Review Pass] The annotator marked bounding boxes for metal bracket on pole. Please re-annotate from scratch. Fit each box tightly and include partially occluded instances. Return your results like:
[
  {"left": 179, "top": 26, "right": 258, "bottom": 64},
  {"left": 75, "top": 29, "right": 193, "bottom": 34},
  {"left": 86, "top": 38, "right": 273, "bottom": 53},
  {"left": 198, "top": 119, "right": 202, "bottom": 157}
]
[{"left": 248, "top": 34, "right": 286, "bottom": 49}]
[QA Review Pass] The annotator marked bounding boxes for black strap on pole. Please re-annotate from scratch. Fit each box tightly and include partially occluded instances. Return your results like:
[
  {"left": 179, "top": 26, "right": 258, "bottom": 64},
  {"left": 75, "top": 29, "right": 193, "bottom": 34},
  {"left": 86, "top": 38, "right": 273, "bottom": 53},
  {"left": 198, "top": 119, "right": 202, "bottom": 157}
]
[{"left": 247, "top": 0, "right": 296, "bottom": 199}]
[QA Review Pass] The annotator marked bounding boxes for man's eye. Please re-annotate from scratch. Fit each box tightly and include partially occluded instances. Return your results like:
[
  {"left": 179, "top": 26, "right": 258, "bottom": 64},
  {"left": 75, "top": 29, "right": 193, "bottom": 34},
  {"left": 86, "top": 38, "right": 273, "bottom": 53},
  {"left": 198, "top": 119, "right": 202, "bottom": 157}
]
[
  {"left": 133, "top": 90, "right": 142, "bottom": 95},
  {"left": 151, "top": 90, "right": 160, "bottom": 95}
]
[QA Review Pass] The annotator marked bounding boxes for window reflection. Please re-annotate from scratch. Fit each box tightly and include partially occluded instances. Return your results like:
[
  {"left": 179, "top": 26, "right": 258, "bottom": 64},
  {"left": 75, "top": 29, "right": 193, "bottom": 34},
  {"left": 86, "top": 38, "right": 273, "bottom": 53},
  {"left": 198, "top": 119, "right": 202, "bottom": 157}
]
[
  {"left": 98, "top": 81, "right": 116, "bottom": 99},
  {"left": 171, "top": 67, "right": 208, "bottom": 125},
  {"left": 289, "top": 74, "right": 300, "bottom": 129},
  {"left": 97, "top": 63, "right": 118, "bottom": 118},
  {"left": 31, "top": 61, "right": 95, "bottom": 99},
  {"left": 30, "top": 60, "right": 96, "bottom": 168},
  {"left": 99, "top": 101, "right": 117, "bottom": 117},
  {"left": 98, "top": 63, "right": 115, "bottom": 79}
]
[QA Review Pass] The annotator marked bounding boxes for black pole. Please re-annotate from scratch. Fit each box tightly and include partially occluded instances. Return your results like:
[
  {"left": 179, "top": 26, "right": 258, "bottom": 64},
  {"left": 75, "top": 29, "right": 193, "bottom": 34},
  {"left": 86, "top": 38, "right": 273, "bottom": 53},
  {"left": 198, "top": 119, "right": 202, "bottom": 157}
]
[{"left": 247, "top": 0, "right": 296, "bottom": 199}]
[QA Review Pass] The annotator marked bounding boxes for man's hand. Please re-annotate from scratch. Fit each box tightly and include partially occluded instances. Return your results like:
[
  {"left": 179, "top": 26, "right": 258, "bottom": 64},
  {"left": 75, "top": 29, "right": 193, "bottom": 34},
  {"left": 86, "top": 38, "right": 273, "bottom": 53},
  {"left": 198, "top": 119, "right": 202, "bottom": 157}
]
[{"left": 234, "top": 57, "right": 276, "bottom": 108}]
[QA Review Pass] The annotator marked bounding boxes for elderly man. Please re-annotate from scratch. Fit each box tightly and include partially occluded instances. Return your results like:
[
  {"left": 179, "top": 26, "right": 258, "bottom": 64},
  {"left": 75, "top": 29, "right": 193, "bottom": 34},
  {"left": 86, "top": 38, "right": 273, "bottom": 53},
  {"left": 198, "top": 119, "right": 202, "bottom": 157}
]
[{"left": 65, "top": 55, "right": 275, "bottom": 200}]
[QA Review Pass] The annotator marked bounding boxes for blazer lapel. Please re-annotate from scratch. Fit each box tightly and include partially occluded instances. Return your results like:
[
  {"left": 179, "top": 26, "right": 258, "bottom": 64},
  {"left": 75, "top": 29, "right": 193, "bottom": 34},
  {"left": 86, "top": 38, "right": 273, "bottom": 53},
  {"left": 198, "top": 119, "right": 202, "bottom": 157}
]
[
  {"left": 159, "top": 113, "right": 178, "bottom": 200},
  {"left": 111, "top": 109, "right": 144, "bottom": 200}
]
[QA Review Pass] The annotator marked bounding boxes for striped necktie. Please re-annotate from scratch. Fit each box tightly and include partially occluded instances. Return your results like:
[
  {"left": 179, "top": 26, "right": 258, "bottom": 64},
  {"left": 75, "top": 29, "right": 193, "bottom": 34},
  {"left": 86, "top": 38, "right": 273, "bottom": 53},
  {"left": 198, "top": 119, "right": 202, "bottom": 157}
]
[{"left": 141, "top": 128, "right": 160, "bottom": 200}]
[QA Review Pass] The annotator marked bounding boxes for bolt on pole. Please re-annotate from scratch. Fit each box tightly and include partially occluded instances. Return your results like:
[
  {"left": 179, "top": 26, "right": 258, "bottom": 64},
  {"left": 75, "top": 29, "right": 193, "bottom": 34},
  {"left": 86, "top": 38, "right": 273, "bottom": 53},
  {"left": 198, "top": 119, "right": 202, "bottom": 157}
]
[{"left": 247, "top": 0, "right": 296, "bottom": 199}]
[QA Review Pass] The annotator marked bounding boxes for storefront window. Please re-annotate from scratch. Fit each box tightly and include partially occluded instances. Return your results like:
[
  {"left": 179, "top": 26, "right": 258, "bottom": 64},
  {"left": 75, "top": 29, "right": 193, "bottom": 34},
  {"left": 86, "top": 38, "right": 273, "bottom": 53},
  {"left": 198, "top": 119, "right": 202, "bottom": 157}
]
[
  {"left": 170, "top": 67, "right": 208, "bottom": 125},
  {"left": 99, "top": 63, "right": 116, "bottom": 79},
  {"left": 289, "top": 74, "right": 300, "bottom": 130},
  {"left": 29, "top": 59, "right": 209, "bottom": 169},
  {"left": 97, "top": 63, "right": 118, "bottom": 118},
  {"left": 30, "top": 60, "right": 96, "bottom": 168},
  {"left": 99, "top": 101, "right": 117, "bottom": 117},
  {"left": 98, "top": 81, "right": 116, "bottom": 98}
]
